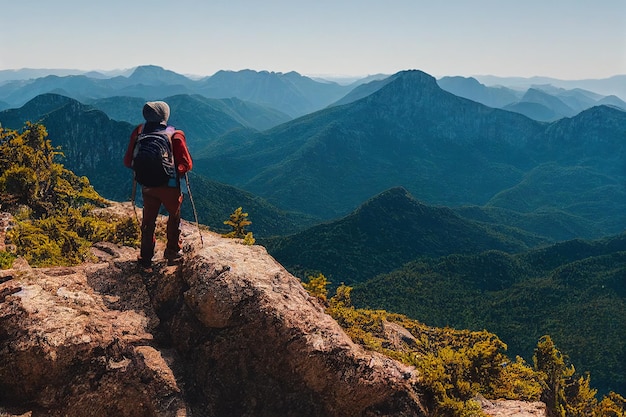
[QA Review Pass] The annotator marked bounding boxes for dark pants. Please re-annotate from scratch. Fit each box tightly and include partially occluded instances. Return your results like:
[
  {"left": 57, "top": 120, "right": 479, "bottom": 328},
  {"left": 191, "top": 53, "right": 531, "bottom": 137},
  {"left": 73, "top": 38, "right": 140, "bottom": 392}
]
[{"left": 139, "top": 185, "right": 183, "bottom": 262}]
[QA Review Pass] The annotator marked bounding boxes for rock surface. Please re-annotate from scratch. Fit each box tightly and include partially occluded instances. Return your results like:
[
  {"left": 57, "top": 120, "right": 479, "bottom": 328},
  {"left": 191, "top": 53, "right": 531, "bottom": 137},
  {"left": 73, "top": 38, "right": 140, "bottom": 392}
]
[
  {"left": 483, "top": 400, "right": 547, "bottom": 417},
  {"left": 0, "top": 203, "right": 427, "bottom": 417}
]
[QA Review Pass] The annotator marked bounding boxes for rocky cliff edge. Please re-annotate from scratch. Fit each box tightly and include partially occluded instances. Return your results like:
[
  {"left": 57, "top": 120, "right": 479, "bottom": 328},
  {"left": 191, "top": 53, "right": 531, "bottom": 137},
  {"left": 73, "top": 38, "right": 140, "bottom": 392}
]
[{"left": 0, "top": 202, "right": 427, "bottom": 417}]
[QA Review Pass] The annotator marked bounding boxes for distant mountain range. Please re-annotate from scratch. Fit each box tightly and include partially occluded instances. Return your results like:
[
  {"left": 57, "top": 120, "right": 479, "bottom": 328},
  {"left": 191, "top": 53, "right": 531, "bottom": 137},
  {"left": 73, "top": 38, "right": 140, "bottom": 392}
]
[
  {"left": 1, "top": 68, "right": 623, "bottom": 242},
  {"left": 474, "top": 73, "right": 626, "bottom": 102},
  {"left": 437, "top": 76, "right": 626, "bottom": 122},
  {"left": 194, "top": 70, "right": 625, "bottom": 239},
  {"left": 0, "top": 66, "right": 354, "bottom": 118},
  {"left": 2, "top": 66, "right": 624, "bottom": 121}
]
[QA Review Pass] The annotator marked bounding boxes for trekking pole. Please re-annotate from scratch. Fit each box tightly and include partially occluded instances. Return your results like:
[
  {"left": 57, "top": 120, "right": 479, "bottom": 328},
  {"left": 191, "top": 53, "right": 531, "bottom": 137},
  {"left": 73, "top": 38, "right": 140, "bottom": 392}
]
[
  {"left": 130, "top": 178, "right": 140, "bottom": 225},
  {"left": 184, "top": 172, "right": 204, "bottom": 247}
]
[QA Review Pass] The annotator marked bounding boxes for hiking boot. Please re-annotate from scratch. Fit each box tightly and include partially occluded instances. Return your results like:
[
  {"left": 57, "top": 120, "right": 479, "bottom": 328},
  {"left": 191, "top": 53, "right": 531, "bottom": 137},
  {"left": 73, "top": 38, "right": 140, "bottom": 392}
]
[
  {"left": 137, "top": 257, "right": 152, "bottom": 271},
  {"left": 164, "top": 249, "right": 184, "bottom": 264}
]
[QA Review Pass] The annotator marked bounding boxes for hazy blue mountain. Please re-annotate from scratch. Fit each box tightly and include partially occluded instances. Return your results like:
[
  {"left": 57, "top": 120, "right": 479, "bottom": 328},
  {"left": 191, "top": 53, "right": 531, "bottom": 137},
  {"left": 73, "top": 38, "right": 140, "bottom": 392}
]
[
  {"left": 530, "top": 85, "right": 604, "bottom": 113},
  {"left": 195, "top": 69, "right": 352, "bottom": 117},
  {"left": 501, "top": 101, "right": 558, "bottom": 122},
  {"left": 310, "top": 73, "right": 390, "bottom": 87},
  {"left": 437, "top": 77, "right": 626, "bottom": 122},
  {"left": 439, "top": 76, "right": 626, "bottom": 121},
  {"left": 0, "top": 68, "right": 88, "bottom": 83},
  {"left": 598, "top": 94, "right": 626, "bottom": 108},
  {"left": 0, "top": 68, "right": 135, "bottom": 83},
  {"left": 126, "top": 65, "right": 196, "bottom": 87},
  {"left": 261, "top": 187, "right": 549, "bottom": 285},
  {"left": 0, "top": 94, "right": 313, "bottom": 236},
  {"left": 328, "top": 76, "right": 394, "bottom": 107},
  {"left": 193, "top": 70, "right": 544, "bottom": 216},
  {"left": 474, "top": 74, "right": 626, "bottom": 102},
  {"left": 0, "top": 75, "right": 114, "bottom": 107},
  {"left": 0, "top": 100, "right": 9, "bottom": 111},
  {"left": 193, "top": 70, "right": 625, "bottom": 238},
  {"left": 0, "top": 72, "right": 187, "bottom": 106},
  {"left": 437, "top": 76, "right": 520, "bottom": 108},
  {"left": 0, "top": 66, "right": 355, "bottom": 119},
  {"left": 506, "top": 88, "right": 577, "bottom": 121},
  {"left": 346, "top": 73, "right": 393, "bottom": 86}
]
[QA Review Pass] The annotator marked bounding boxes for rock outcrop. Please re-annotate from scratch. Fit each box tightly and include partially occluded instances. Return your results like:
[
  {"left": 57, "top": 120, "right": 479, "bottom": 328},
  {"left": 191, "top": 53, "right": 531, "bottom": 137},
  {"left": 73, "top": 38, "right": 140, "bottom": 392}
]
[{"left": 0, "top": 203, "right": 427, "bottom": 417}]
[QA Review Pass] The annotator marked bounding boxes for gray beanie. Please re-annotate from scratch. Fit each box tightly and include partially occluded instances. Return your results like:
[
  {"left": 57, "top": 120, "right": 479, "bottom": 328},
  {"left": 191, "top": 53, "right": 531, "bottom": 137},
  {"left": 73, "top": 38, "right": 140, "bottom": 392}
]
[{"left": 142, "top": 101, "right": 170, "bottom": 123}]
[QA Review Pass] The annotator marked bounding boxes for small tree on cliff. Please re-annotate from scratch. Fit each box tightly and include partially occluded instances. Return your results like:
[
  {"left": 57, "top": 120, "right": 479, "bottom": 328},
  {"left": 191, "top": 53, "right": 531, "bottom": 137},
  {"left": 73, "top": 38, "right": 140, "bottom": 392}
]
[
  {"left": 534, "top": 335, "right": 573, "bottom": 417},
  {"left": 302, "top": 273, "right": 330, "bottom": 302},
  {"left": 223, "top": 207, "right": 254, "bottom": 244},
  {"left": 532, "top": 335, "right": 600, "bottom": 417}
]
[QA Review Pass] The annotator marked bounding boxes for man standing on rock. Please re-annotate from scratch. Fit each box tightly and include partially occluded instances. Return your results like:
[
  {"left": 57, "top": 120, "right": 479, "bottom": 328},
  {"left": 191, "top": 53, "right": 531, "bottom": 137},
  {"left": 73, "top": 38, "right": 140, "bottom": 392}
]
[{"left": 123, "top": 101, "right": 193, "bottom": 269}]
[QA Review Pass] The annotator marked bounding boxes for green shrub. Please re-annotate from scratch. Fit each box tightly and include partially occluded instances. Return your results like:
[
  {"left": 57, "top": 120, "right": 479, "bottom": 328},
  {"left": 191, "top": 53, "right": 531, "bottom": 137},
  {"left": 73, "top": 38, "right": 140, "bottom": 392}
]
[
  {"left": 302, "top": 273, "right": 330, "bottom": 302},
  {"left": 0, "top": 123, "right": 139, "bottom": 267},
  {"left": 317, "top": 280, "right": 624, "bottom": 417},
  {"left": 223, "top": 207, "right": 255, "bottom": 244},
  {"left": 0, "top": 251, "right": 16, "bottom": 269}
]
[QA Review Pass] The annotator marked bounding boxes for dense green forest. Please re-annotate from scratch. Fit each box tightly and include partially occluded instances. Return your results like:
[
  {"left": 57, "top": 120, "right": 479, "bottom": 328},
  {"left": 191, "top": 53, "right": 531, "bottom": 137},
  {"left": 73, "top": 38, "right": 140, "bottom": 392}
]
[
  {"left": 304, "top": 276, "right": 626, "bottom": 417},
  {"left": 349, "top": 238, "right": 626, "bottom": 397}
]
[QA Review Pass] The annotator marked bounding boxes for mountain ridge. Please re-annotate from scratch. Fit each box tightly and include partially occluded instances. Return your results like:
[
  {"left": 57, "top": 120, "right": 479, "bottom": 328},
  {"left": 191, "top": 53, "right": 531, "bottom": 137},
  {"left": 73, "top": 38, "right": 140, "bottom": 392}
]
[
  {"left": 261, "top": 187, "right": 549, "bottom": 286},
  {"left": 438, "top": 75, "right": 626, "bottom": 121},
  {"left": 193, "top": 69, "right": 625, "bottom": 238},
  {"left": 0, "top": 66, "right": 353, "bottom": 118}
]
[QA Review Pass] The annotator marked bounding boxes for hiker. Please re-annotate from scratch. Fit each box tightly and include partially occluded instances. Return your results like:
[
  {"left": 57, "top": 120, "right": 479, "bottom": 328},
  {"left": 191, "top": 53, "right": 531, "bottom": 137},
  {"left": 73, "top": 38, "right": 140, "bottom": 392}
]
[{"left": 123, "top": 101, "right": 193, "bottom": 268}]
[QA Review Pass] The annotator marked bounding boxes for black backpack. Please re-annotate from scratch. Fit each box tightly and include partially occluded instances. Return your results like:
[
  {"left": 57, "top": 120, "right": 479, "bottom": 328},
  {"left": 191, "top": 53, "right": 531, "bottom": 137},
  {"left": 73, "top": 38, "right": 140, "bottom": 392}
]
[{"left": 132, "top": 126, "right": 176, "bottom": 187}]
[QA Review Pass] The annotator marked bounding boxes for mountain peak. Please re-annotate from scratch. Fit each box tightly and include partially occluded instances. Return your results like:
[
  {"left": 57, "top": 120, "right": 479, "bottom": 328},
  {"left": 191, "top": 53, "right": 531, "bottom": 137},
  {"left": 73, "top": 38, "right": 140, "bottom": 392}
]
[
  {"left": 265, "top": 187, "right": 531, "bottom": 286},
  {"left": 355, "top": 186, "right": 427, "bottom": 213},
  {"left": 362, "top": 69, "right": 455, "bottom": 109},
  {"left": 128, "top": 65, "right": 192, "bottom": 85},
  {"left": 385, "top": 69, "right": 439, "bottom": 91}
]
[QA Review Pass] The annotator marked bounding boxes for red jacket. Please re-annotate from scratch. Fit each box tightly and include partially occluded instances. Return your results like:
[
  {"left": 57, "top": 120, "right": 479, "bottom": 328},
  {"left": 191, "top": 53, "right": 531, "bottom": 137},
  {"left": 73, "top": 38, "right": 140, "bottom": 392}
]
[{"left": 124, "top": 123, "right": 193, "bottom": 177}]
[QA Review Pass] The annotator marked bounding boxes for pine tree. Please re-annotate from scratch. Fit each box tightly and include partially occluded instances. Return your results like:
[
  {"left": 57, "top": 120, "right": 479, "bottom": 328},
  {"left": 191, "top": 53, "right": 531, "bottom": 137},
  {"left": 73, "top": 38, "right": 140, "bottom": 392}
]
[
  {"left": 223, "top": 207, "right": 252, "bottom": 239},
  {"left": 533, "top": 335, "right": 574, "bottom": 417},
  {"left": 302, "top": 273, "right": 329, "bottom": 302}
]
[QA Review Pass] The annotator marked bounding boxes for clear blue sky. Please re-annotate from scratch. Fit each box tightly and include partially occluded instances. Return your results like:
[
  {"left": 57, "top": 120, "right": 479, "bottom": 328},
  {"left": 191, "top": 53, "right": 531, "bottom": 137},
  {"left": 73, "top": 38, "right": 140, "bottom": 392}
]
[{"left": 2, "top": 0, "right": 625, "bottom": 80}]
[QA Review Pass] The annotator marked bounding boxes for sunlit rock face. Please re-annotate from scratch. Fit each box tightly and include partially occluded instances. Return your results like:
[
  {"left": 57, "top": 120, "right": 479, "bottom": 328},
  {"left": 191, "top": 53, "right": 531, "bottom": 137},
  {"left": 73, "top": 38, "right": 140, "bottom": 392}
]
[{"left": 0, "top": 203, "right": 426, "bottom": 417}]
